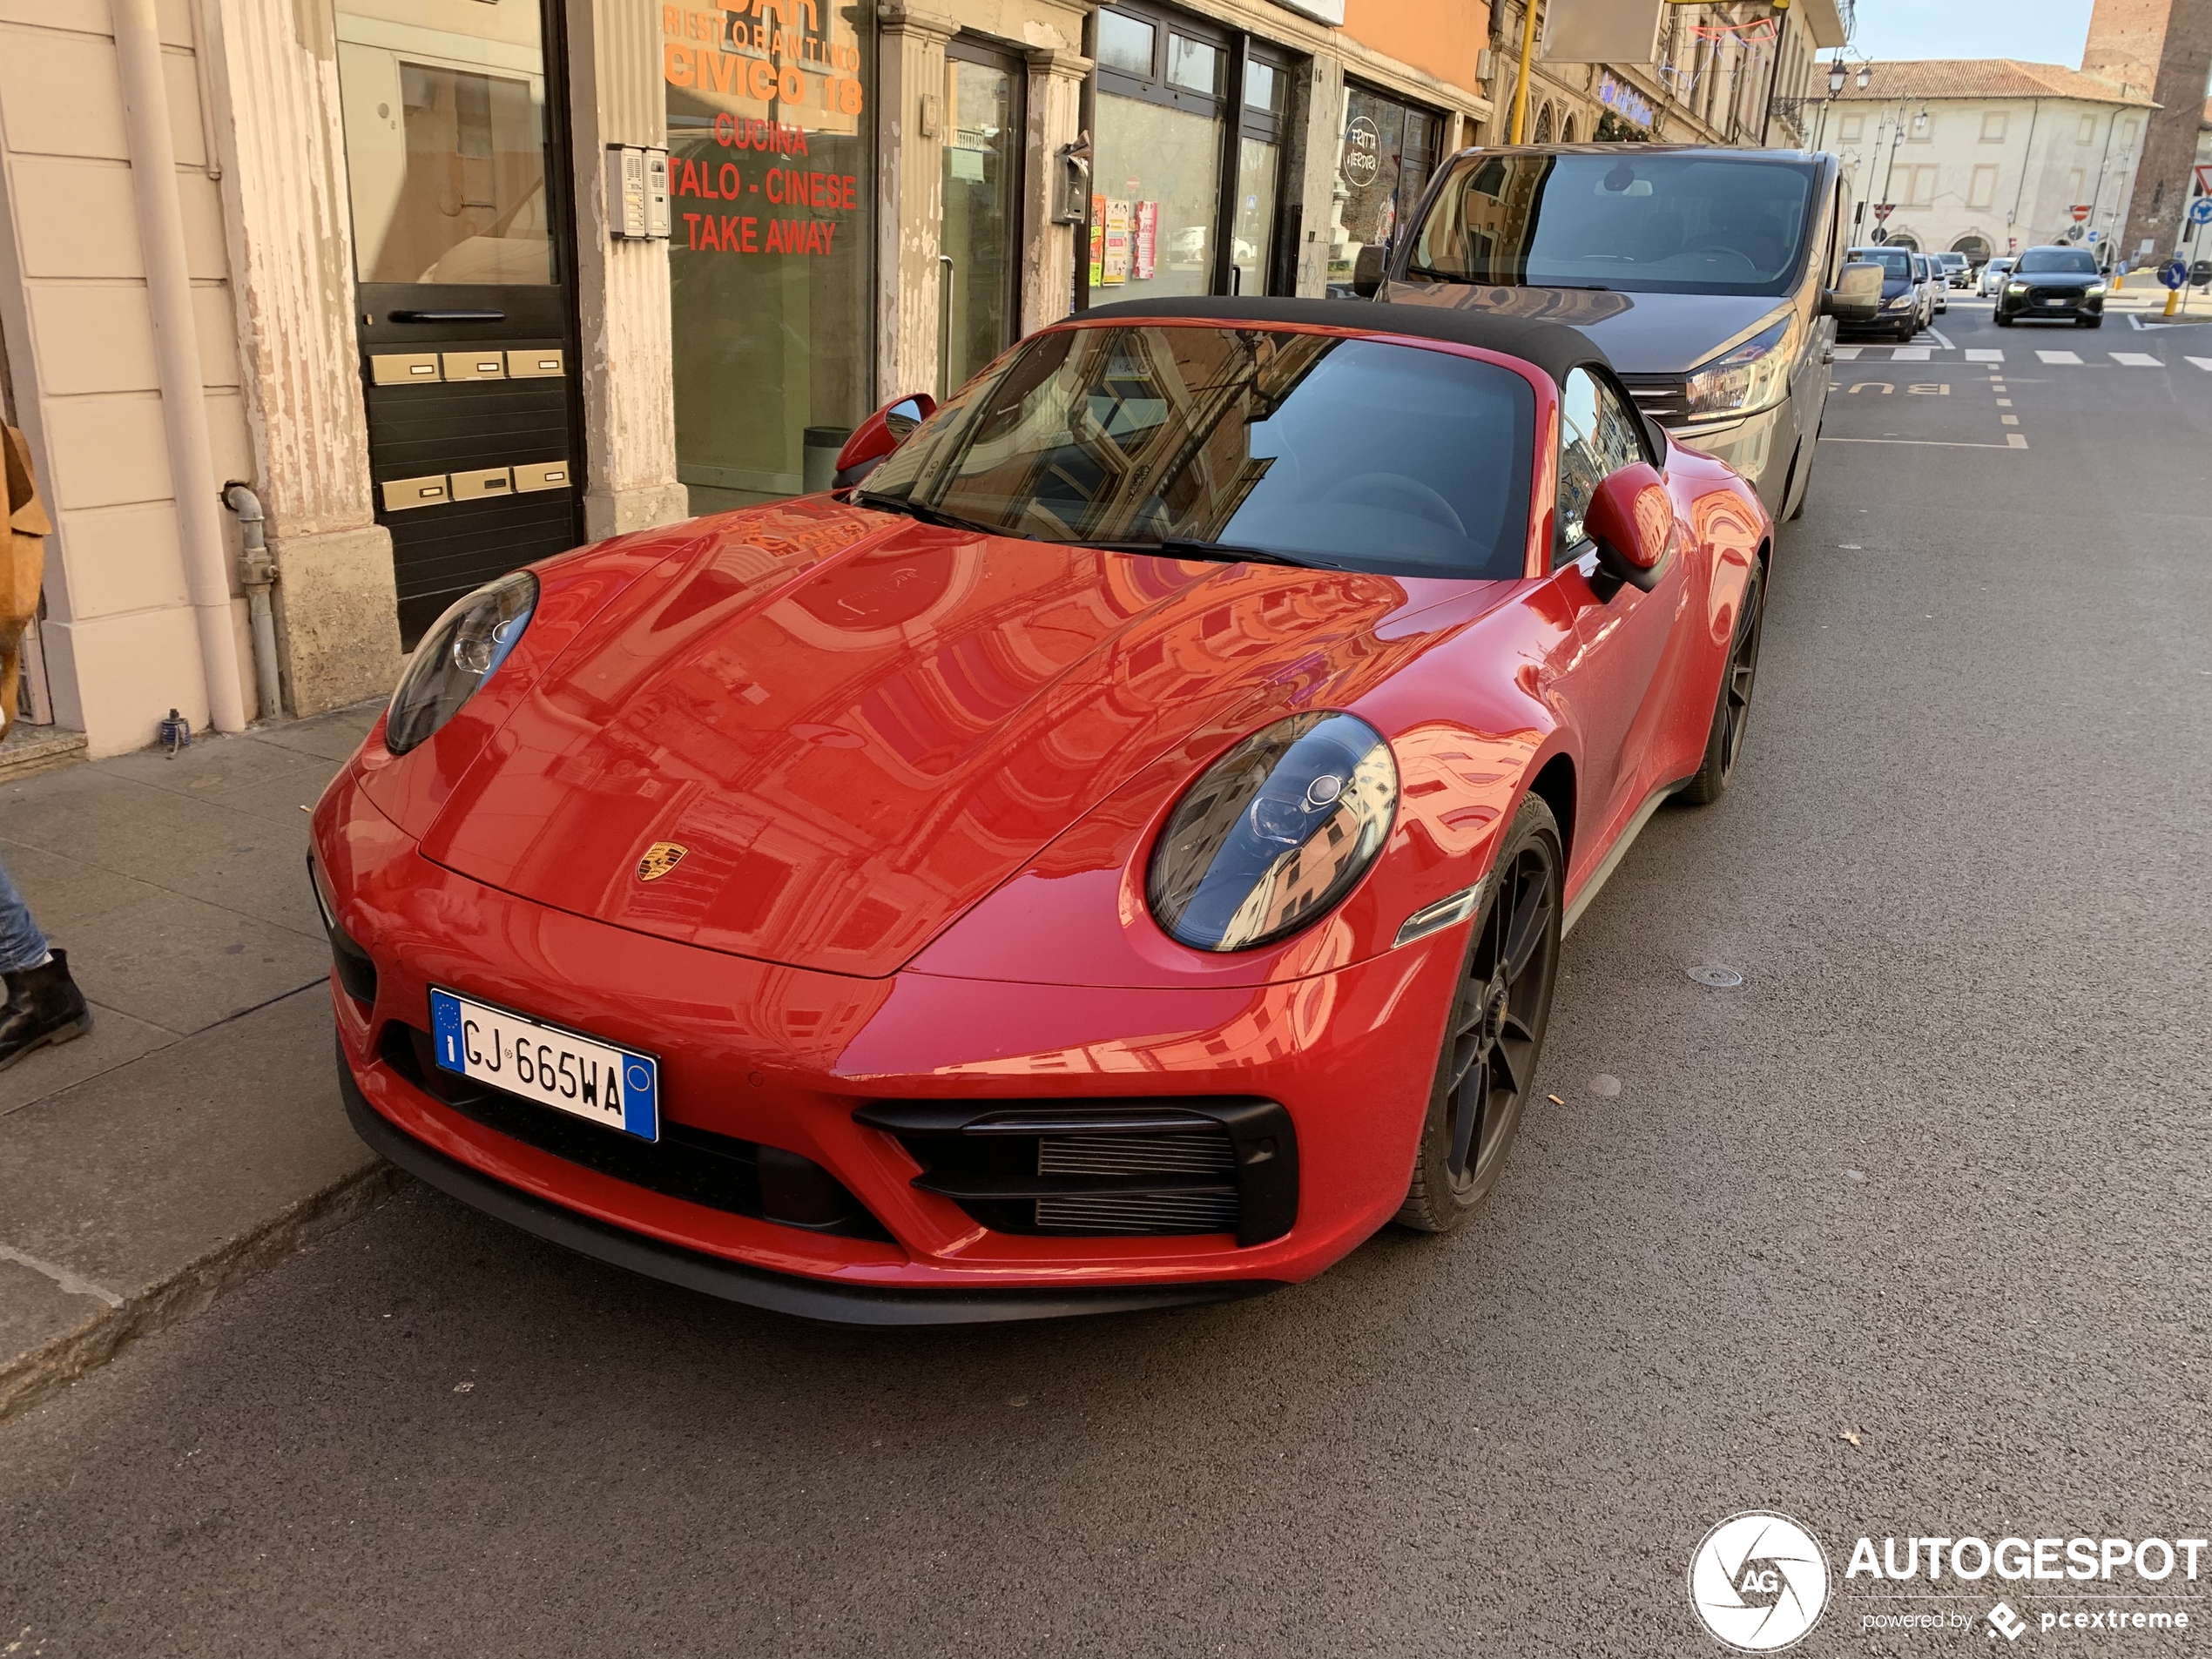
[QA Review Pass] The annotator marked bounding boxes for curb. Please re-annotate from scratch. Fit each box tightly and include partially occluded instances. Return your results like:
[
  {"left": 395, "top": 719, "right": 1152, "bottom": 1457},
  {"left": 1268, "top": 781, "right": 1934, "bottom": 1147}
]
[{"left": 0, "top": 1161, "right": 407, "bottom": 1427}]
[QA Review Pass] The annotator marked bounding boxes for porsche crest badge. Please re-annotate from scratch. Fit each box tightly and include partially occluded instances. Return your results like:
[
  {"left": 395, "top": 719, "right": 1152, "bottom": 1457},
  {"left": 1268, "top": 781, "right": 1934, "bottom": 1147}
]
[{"left": 636, "top": 841, "right": 688, "bottom": 882}]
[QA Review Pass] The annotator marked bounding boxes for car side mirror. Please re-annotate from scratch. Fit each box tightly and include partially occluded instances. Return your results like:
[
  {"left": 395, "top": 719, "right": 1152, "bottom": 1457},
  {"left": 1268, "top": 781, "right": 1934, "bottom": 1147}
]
[
  {"left": 1584, "top": 462, "right": 1672, "bottom": 593},
  {"left": 833, "top": 394, "right": 937, "bottom": 489},
  {"left": 1352, "top": 244, "right": 1386, "bottom": 298},
  {"left": 1824, "top": 260, "right": 1883, "bottom": 322}
]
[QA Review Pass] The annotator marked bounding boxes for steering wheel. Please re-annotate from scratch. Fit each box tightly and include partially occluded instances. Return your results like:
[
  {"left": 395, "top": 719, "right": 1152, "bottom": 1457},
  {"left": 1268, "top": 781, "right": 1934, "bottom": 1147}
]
[{"left": 1320, "top": 472, "right": 1467, "bottom": 536}]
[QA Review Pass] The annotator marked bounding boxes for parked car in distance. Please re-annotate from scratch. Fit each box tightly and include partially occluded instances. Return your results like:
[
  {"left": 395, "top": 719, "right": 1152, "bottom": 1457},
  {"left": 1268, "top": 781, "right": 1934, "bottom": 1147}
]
[
  {"left": 1936, "top": 252, "right": 1973, "bottom": 288},
  {"left": 1915, "top": 253, "right": 1947, "bottom": 315},
  {"left": 1995, "top": 245, "right": 2107, "bottom": 327},
  {"left": 1841, "top": 246, "right": 1924, "bottom": 341},
  {"left": 315, "top": 297, "right": 1776, "bottom": 1324},
  {"left": 1368, "top": 145, "right": 1880, "bottom": 524},
  {"left": 1979, "top": 256, "right": 2016, "bottom": 297}
]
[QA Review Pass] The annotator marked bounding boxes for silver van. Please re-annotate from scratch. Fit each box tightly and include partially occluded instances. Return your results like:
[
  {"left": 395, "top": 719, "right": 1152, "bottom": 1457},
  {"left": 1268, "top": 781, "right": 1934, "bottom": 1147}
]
[{"left": 1360, "top": 145, "right": 1878, "bottom": 522}]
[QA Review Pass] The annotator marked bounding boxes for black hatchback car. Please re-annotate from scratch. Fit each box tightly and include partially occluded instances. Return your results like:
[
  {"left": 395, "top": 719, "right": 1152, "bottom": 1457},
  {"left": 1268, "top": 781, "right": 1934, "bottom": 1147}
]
[{"left": 1995, "top": 245, "right": 2107, "bottom": 327}]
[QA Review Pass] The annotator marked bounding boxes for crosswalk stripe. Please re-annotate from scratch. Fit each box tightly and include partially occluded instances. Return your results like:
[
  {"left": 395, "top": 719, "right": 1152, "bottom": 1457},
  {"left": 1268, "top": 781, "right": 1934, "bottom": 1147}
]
[
  {"left": 2111, "top": 352, "right": 2162, "bottom": 367},
  {"left": 1832, "top": 346, "right": 1862, "bottom": 361},
  {"left": 1892, "top": 347, "right": 1932, "bottom": 361},
  {"left": 2036, "top": 350, "right": 2083, "bottom": 365},
  {"left": 2187, "top": 357, "right": 2212, "bottom": 372},
  {"left": 1965, "top": 348, "right": 2004, "bottom": 361}
]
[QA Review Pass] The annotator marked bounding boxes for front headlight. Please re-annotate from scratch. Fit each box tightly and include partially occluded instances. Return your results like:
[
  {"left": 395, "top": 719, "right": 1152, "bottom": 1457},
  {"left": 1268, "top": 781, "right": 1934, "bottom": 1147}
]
[
  {"left": 1146, "top": 711, "right": 1398, "bottom": 953},
  {"left": 1682, "top": 319, "right": 1794, "bottom": 418},
  {"left": 2006, "top": 282, "right": 2028, "bottom": 294},
  {"left": 1885, "top": 294, "right": 1914, "bottom": 310},
  {"left": 383, "top": 570, "right": 538, "bottom": 755},
  {"left": 2086, "top": 282, "right": 2107, "bottom": 297}
]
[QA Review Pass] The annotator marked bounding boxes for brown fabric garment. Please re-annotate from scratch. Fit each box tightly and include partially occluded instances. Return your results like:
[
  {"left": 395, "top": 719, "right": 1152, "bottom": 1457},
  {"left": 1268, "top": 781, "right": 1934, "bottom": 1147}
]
[{"left": 3, "top": 423, "right": 53, "bottom": 739}]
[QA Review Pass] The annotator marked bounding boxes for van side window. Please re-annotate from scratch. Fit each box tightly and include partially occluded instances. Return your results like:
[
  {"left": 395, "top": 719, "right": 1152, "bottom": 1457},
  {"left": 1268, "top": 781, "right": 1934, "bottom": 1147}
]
[{"left": 1556, "top": 368, "right": 1646, "bottom": 563}]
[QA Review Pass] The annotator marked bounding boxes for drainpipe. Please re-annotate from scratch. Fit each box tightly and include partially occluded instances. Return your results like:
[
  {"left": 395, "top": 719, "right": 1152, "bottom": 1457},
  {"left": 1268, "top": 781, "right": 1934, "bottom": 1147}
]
[
  {"left": 113, "top": 0, "right": 247, "bottom": 733},
  {"left": 222, "top": 483, "right": 282, "bottom": 723}
]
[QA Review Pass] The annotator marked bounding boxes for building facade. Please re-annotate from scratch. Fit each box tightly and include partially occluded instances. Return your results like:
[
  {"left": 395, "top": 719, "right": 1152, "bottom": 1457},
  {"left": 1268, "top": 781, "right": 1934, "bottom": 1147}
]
[
  {"left": 0, "top": 0, "right": 1493, "bottom": 757},
  {"left": 1806, "top": 60, "right": 2153, "bottom": 264},
  {"left": 2080, "top": 0, "right": 2212, "bottom": 263}
]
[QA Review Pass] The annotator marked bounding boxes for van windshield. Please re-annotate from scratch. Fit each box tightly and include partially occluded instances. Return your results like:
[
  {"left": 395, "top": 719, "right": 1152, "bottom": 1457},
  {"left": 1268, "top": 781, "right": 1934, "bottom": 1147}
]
[{"left": 1406, "top": 152, "right": 1819, "bottom": 297}]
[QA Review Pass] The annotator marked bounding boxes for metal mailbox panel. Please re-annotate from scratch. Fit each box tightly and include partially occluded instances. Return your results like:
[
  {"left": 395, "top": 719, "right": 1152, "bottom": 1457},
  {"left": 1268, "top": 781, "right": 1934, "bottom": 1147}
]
[
  {"left": 448, "top": 467, "right": 516, "bottom": 501},
  {"left": 506, "top": 349, "right": 565, "bottom": 380},
  {"left": 369, "top": 353, "right": 443, "bottom": 386},
  {"left": 512, "top": 461, "right": 573, "bottom": 493},
  {"left": 440, "top": 351, "right": 509, "bottom": 381},
  {"left": 381, "top": 474, "right": 451, "bottom": 512}
]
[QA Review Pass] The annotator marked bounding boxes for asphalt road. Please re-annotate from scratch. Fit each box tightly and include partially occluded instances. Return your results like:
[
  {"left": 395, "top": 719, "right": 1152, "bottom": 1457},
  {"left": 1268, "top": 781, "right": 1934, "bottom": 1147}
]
[{"left": 5, "top": 297, "right": 2211, "bottom": 1658}]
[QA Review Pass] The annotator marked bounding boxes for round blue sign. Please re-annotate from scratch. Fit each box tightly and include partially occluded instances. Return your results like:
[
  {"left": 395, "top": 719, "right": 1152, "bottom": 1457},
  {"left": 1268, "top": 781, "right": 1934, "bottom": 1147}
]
[
  {"left": 2191, "top": 198, "right": 2212, "bottom": 225},
  {"left": 2161, "top": 260, "right": 2189, "bottom": 289}
]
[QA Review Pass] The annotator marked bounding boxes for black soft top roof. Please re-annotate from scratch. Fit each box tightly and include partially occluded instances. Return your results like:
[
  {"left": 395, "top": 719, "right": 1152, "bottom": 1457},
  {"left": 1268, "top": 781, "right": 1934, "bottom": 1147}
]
[{"left": 1072, "top": 294, "right": 1611, "bottom": 389}]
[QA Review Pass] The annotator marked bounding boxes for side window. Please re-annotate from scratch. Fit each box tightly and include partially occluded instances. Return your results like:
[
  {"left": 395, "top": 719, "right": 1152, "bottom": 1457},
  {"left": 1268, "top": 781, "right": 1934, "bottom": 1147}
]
[
  {"left": 1556, "top": 369, "right": 1647, "bottom": 562},
  {"left": 1556, "top": 368, "right": 1603, "bottom": 558}
]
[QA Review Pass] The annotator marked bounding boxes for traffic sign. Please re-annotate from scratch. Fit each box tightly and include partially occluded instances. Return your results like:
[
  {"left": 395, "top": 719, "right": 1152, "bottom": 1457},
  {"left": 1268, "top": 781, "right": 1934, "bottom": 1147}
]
[
  {"left": 2066, "top": 225, "right": 2084, "bottom": 242},
  {"left": 2191, "top": 198, "right": 2212, "bottom": 226},
  {"left": 1872, "top": 202, "right": 1894, "bottom": 222},
  {"left": 2161, "top": 259, "right": 2188, "bottom": 290},
  {"left": 2072, "top": 204, "right": 2093, "bottom": 223},
  {"left": 2087, "top": 229, "right": 2101, "bottom": 244},
  {"left": 1869, "top": 226, "right": 1888, "bottom": 244}
]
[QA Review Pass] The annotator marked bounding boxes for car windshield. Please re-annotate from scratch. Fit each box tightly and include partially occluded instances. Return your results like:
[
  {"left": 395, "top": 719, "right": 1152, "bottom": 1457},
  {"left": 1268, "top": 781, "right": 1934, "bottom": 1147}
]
[
  {"left": 1406, "top": 152, "right": 1819, "bottom": 296},
  {"left": 857, "top": 326, "right": 1536, "bottom": 580},
  {"left": 2018, "top": 248, "right": 2099, "bottom": 274},
  {"left": 1853, "top": 248, "right": 1912, "bottom": 279}
]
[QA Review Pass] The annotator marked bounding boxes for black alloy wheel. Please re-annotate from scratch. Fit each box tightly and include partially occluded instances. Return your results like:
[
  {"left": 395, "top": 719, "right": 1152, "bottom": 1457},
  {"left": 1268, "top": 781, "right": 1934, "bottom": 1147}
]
[
  {"left": 1396, "top": 793, "right": 1562, "bottom": 1233},
  {"left": 1677, "top": 558, "right": 1765, "bottom": 806}
]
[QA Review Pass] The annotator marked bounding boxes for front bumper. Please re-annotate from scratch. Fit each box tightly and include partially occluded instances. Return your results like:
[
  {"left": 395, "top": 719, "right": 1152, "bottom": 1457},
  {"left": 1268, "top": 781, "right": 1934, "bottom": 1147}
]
[
  {"left": 315, "top": 761, "right": 1462, "bottom": 1321},
  {"left": 1998, "top": 291, "right": 2102, "bottom": 320}
]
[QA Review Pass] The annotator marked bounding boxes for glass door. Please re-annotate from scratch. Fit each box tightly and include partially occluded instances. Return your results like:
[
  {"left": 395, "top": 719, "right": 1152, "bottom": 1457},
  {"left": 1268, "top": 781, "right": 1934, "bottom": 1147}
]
[
  {"left": 334, "top": 0, "right": 581, "bottom": 647},
  {"left": 941, "top": 41, "right": 1022, "bottom": 396}
]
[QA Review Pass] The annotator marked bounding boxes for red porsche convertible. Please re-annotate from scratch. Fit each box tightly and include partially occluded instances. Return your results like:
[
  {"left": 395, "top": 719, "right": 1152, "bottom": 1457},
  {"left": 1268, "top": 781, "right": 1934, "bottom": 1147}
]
[{"left": 314, "top": 297, "right": 1770, "bottom": 1323}]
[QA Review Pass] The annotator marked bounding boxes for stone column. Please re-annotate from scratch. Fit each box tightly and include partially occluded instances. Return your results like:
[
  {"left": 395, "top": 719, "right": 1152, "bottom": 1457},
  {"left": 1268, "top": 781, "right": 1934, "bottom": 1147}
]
[
  {"left": 568, "top": 0, "right": 689, "bottom": 539},
  {"left": 197, "top": 0, "right": 401, "bottom": 718},
  {"left": 1292, "top": 53, "right": 1346, "bottom": 297},
  {"left": 1021, "top": 46, "right": 1091, "bottom": 334},
  {"left": 877, "top": 4, "right": 960, "bottom": 401}
]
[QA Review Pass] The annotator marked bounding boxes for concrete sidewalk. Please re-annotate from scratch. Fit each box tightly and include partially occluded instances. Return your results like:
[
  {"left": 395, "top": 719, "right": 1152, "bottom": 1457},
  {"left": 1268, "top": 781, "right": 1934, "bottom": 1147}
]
[{"left": 0, "top": 705, "right": 396, "bottom": 1421}]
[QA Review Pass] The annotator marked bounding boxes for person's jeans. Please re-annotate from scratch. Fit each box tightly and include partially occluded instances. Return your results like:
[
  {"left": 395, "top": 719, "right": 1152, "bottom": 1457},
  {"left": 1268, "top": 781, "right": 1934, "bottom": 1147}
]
[{"left": 0, "top": 853, "right": 50, "bottom": 974}]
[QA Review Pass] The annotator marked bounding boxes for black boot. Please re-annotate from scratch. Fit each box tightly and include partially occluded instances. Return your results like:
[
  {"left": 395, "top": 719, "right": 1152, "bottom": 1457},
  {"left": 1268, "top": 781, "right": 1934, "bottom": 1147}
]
[{"left": 0, "top": 948, "right": 92, "bottom": 1072}]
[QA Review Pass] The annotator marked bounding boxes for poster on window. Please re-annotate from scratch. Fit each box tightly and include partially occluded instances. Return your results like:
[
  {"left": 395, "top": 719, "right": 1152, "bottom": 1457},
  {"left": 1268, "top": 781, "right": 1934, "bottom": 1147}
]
[
  {"left": 1103, "top": 198, "right": 1132, "bottom": 284},
  {"left": 1134, "top": 200, "right": 1158, "bottom": 280},
  {"left": 1089, "top": 194, "right": 1106, "bottom": 287}
]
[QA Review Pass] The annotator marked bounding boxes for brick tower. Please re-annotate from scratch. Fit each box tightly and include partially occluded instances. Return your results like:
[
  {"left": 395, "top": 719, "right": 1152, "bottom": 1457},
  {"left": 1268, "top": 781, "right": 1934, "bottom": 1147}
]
[{"left": 2082, "top": 0, "right": 2212, "bottom": 257}]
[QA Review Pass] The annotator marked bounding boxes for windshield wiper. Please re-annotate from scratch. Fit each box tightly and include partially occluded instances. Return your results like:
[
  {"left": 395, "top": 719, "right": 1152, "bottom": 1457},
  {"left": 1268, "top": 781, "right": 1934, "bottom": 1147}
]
[
  {"left": 854, "top": 493, "right": 1003, "bottom": 538},
  {"left": 1098, "top": 536, "right": 1326, "bottom": 570}
]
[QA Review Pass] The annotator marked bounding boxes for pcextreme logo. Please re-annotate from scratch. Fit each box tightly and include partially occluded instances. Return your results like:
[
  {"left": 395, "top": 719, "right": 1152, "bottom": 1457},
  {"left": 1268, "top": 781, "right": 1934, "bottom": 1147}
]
[{"left": 1688, "top": 1512, "right": 1832, "bottom": 1651}]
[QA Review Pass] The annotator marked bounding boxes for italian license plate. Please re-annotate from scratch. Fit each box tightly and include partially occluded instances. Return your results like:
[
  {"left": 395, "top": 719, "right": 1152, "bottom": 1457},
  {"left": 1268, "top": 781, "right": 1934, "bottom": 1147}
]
[
  {"left": 428, "top": 988, "right": 659, "bottom": 1141},
  {"left": 2045, "top": 297, "right": 2069, "bottom": 306}
]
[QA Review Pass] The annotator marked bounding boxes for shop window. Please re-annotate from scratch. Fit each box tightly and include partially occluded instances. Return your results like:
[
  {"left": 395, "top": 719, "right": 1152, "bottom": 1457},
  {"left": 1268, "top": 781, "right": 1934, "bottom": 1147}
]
[
  {"left": 1089, "top": 3, "right": 1292, "bottom": 303},
  {"left": 1327, "top": 82, "right": 1445, "bottom": 294},
  {"left": 663, "top": 0, "right": 875, "bottom": 509}
]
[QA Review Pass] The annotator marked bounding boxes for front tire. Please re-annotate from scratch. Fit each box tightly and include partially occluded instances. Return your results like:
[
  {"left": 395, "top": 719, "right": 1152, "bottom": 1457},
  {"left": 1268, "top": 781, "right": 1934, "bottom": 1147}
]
[
  {"left": 1395, "top": 794, "right": 1561, "bottom": 1235},
  {"left": 1676, "top": 557, "right": 1765, "bottom": 806}
]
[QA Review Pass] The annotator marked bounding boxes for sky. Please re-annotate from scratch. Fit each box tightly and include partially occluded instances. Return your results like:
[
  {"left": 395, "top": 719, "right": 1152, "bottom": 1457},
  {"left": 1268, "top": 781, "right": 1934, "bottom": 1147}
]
[{"left": 1846, "top": 0, "right": 2094, "bottom": 69}]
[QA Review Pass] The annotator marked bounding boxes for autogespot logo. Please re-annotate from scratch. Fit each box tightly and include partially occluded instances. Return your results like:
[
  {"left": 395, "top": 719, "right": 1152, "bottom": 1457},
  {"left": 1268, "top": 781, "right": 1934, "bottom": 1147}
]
[{"left": 1689, "top": 1512, "right": 1832, "bottom": 1651}]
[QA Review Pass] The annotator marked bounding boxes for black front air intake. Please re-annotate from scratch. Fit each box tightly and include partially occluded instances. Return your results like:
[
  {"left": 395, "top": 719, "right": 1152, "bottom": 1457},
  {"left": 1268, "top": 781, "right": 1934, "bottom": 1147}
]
[
  {"left": 381, "top": 1025, "right": 890, "bottom": 1241},
  {"left": 853, "top": 1098, "right": 1298, "bottom": 1247}
]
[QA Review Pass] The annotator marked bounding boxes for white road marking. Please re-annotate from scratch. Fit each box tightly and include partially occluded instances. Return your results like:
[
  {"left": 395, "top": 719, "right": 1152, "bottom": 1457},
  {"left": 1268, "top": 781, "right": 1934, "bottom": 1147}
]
[
  {"left": 2000, "top": 415, "right": 2020, "bottom": 424},
  {"left": 2111, "top": 352, "right": 2163, "bottom": 367},
  {"left": 1965, "top": 348, "right": 2004, "bottom": 361},
  {"left": 1892, "top": 347, "right": 1933, "bottom": 361},
  {"left": 1926, "top": 327, "right": 1955, "bottom": 349},
  {"left": 1826, "top": 437, "right": 2027, "bottom": 449},
  {"left": 0, "top": 1244, "right": 125, "bottom": 1307},
  {"left": 2188, "top": 357, "right": 2212, "bottom": 371},
  {"left": 2036, "top": 350, "right": 2083, "bottom": 364},
  {"left": 1832, "top": 346, "right": 1862, "bottom": 360}
]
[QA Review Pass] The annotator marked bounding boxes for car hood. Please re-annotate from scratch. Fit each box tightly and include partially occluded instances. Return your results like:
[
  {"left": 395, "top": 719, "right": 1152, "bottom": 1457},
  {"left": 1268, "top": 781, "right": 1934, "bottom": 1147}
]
[
  {"left": 1376, "top": 280, "right": 1788, "bottom": 375},
  {"left": 421, "top": 499, "right": 1471, "bottom": 978}
]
